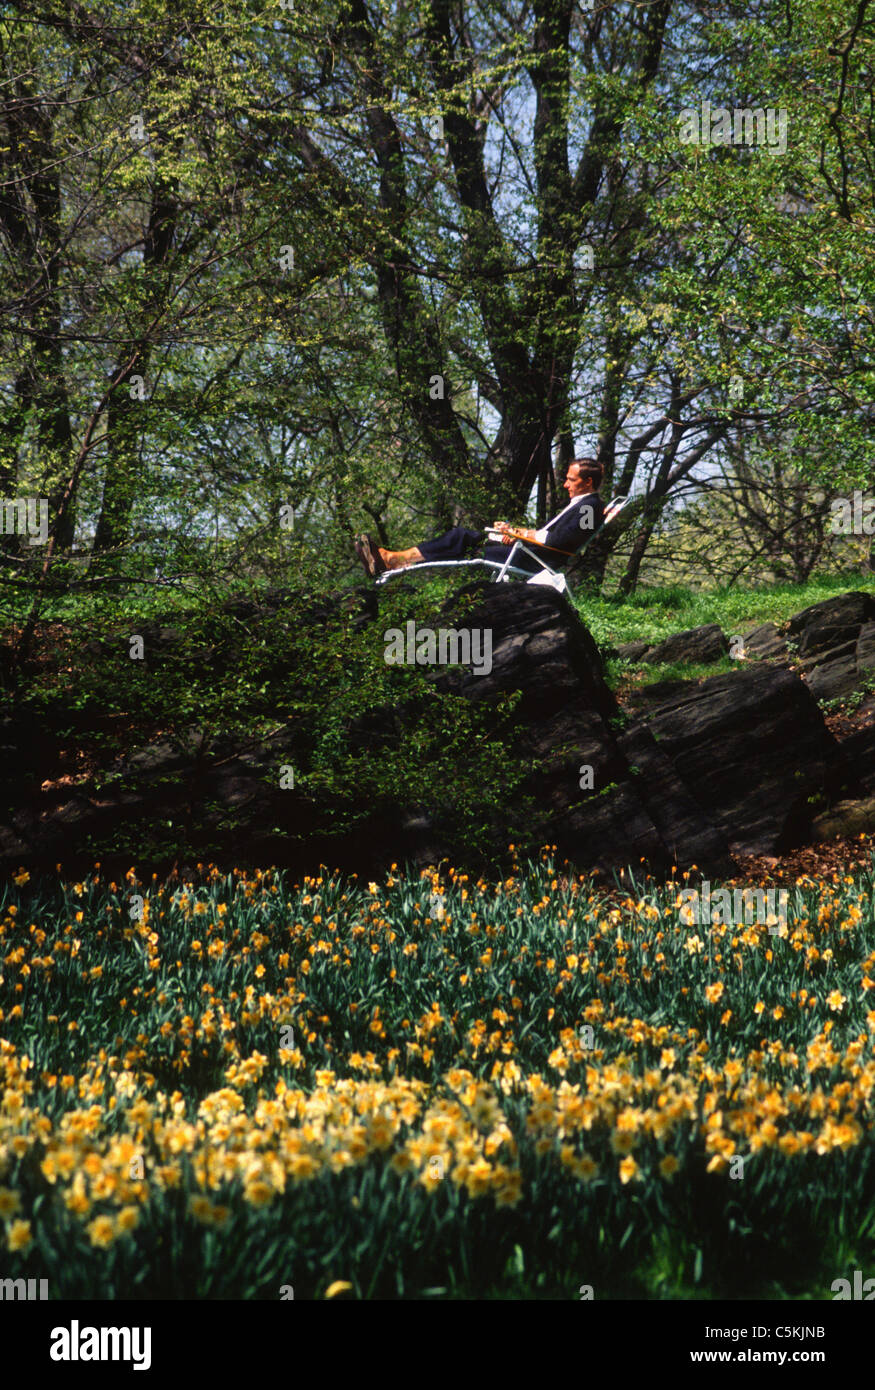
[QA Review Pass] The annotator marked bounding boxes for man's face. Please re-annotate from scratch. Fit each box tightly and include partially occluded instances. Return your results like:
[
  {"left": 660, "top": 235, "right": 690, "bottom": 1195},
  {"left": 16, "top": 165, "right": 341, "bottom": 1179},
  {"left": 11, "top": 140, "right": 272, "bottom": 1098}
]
[{"left": 564, "top": 464, "right": 587, "bottom": 496}]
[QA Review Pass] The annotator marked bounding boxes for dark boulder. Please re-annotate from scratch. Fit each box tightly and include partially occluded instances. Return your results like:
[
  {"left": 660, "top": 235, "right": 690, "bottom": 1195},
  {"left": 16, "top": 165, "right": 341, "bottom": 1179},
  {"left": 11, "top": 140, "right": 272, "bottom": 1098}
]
[
  {"left": 787, "top": 590, "right": 875, "bottom": 661},
  {"left": 829, "top": 723, "right": 875, "bottom": 799},
  {"left": 739, "top": 595, "right": 875, "bottom": 706},
  {"left": 799, "top": 602, "right": 875, "bottom": 703},
  {"left": 615, "top": 640, "right": 652, "bottom": 662},
  {"left": 806, "top": 651, "right": 862, "bottom": 702},
  {"left": 430, "top": 584, "right": 730, "bottom": 872},
  {"left": 641, "top": 623, "right": 729, "bottom": 667},
  {"left": 813, "top": 795, "right": 875, "bottom": 841},
  {"left": 615, "top": 624, "right": 729, "bottom": 667},
  {"left": 631, "top": 664, "right": 837, "bottom": 856},
  {"left": 858, "top": 623, "right": 875, "bottom": 675},
  {"left": 743, "top": 622, "right": 789, "bottom": 661}
]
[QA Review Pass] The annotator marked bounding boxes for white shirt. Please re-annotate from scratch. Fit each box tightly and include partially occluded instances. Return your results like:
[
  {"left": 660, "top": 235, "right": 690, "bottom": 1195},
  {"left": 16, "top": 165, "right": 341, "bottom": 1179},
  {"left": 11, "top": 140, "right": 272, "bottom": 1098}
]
[{"left": 533, "top": 495, "right": 585, "bottom": 545}]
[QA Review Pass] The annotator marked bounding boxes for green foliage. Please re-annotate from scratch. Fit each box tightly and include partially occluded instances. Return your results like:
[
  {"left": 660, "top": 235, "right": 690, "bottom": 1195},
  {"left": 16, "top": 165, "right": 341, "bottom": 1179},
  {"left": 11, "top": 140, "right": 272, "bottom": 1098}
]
[
  {"left": 18, "top": 581, "right": 537, "bottom": 865},
  {"left": 818, "top": 671, "right": 875, "bottom": 715}
]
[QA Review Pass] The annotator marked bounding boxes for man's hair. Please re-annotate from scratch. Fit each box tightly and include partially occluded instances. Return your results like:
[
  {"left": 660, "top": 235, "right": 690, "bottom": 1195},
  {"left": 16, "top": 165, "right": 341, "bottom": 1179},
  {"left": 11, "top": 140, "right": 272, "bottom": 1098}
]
[{"left": 570, "top": 457, "right": 603, "bottom": 491}]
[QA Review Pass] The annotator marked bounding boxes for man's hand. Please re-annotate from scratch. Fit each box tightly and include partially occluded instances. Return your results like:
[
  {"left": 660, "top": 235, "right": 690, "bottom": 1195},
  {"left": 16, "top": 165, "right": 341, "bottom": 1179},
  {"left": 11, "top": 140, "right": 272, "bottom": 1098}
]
[{"left": 492, "top": 520, "right": 534, "bottom": 545}]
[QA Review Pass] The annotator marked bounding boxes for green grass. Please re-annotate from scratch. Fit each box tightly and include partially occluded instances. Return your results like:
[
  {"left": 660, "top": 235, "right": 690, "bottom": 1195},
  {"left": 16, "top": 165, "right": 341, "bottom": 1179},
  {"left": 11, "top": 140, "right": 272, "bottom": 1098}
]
[
  {"left": 577, "top": 573, "right": 875, "bottom": 651},
  {"left": 605, "top": 656, "right": 742, "bottom": 691}
]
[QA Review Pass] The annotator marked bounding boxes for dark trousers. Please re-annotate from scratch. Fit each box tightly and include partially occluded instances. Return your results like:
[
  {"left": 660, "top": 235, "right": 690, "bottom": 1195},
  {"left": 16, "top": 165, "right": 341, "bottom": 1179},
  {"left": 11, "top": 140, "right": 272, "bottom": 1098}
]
[{"left": 417, "top": 526, "right": 540, "bottom": 573}]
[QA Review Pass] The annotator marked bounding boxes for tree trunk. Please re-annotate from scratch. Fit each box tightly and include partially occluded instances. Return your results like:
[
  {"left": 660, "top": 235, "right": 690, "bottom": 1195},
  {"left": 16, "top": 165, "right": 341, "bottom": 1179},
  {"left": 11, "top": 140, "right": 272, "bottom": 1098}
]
[
  {"left": 0, "top": 71, "right": 76, "bottom": 552},
  {"left": 93, "top": 171, "right": 178, "bottom": 552}
]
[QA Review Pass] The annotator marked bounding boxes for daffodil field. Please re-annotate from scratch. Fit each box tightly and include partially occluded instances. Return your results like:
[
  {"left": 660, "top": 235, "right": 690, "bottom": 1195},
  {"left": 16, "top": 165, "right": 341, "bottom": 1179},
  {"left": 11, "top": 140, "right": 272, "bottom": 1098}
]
[{"left": 2, "top": 851, "right": 875, "bottom": 1299}]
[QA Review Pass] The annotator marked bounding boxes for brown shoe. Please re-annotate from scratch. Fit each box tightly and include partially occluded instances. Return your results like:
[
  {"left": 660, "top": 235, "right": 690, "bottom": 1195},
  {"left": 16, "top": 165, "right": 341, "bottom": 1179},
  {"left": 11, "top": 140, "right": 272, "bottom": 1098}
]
[
  {"left": 354, "top": 537, "right": 373, "bottom": 577},
  {"left": 367, "top": 535, "right": 387, "bottom": 575},
  {"left": 355, "top": 534, "right": 386, "bottom": 577}
]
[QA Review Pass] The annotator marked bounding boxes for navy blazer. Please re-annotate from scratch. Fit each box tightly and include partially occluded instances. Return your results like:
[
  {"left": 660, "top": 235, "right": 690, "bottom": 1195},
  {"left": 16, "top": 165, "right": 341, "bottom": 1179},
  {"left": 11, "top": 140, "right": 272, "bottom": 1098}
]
[{"left": 538, "top": 491, "right": 606, "bottom": 564}]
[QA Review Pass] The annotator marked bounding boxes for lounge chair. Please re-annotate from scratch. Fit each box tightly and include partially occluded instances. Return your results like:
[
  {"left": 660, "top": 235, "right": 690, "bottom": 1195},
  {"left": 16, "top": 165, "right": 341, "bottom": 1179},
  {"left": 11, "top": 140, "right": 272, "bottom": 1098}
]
[{"left": 375, "top": 495, "right": 630, "bottom": 598}]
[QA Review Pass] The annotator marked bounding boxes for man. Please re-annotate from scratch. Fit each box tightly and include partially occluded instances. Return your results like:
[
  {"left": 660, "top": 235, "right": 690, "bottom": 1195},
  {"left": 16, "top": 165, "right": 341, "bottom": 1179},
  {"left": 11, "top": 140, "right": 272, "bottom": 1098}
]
[{"left": 355, "top": 458, "right": 606, "bottom": 577}]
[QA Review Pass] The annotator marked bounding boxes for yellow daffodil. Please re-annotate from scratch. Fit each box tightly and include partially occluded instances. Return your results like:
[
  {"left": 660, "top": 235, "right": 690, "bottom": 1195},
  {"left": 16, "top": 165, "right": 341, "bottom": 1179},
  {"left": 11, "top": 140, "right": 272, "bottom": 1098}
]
[
  {"left": 86, "top": 1216, "right": 116, "bottom": 1248},
  {"left": 0, "top": 1187, "right": 22, "bottom": 1217},
  {"left": 7, "top": 1219, "right": 32, "bottom": 1252},
  {"left": 618, "top": 1156, "right": 640, "bottom": 1184},
  {"left": 324, "top": 1280, "right": 353, "bottom": 1299}
]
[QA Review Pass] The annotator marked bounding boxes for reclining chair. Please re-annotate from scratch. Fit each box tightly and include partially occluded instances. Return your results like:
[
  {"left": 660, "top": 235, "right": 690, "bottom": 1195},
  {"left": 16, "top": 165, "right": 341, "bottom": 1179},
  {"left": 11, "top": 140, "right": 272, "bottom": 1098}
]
[{"left": 375, "top": 495, "right": 630, "bottom": 598}]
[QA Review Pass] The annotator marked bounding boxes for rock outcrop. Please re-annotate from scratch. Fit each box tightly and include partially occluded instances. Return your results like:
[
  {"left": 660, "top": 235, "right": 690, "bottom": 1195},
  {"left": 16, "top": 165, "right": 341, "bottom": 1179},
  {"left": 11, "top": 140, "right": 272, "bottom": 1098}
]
[
  {"left": 616, "top": 623, "right": 728, "bottom": 667},
  {"left": 2, "top": 583, "right": 873, "bottom": 877},
  {"left": 624, "top": 665, "right": 837, "bottom": 856}
]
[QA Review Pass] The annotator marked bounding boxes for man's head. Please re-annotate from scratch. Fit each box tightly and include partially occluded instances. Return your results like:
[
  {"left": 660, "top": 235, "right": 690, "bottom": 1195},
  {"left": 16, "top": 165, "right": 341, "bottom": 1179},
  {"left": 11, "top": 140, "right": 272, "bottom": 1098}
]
[{"left": 564, "top": 458, "right": 603, "bottom": 498}]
